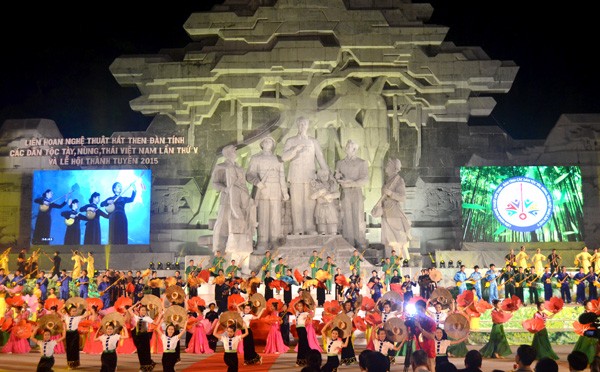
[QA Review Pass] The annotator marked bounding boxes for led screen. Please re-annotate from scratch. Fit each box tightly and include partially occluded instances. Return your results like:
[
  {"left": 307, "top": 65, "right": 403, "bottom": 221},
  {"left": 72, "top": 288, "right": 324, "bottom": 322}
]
[
  {"left": 460, "top": 166, "right": 583, "bottom": 242},
  {"left": 31, "top": 169, "right": 151, "bottom": 245}
]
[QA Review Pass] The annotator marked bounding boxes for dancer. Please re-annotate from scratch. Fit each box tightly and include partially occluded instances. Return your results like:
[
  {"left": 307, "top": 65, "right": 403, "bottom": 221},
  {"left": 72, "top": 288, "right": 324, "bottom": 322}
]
[
  {"left": 529, "top": 302, "right": 559, "bottom": 360},
  {"left": 185, "top": 305, "right": 214, "bottom": 354},
  {"left": 294, "top": 300, "right": 311, "bottom": 367},
  {"left": 418, "top": 326, "right": 469, "bottom": 369},
  {"left": 82, "top": 304, "right": 103, "bottom": 354},
  {"left": 308, "top": 250, "right": 323, "bottom": 279},
  {"left": 71, "top": 251, "right": 84, "bottom": 280},
  {"left": 95, "top": 322, "right": 126, "bottom": 372},
  {"left": 2, "top": 302, "right": 32, "bottom": 354},
  {"left": 264, "top": 301, "right": 288, "bottom": 354},
  {"left": 340, "top": 300, "right": 357, "bottom": 366},
  {"left": 62, "top": 304, "right": 89, "bottom": 369},
  {"left": 159, "top": 323, "right": 183, "bottom": 372},
  {"left": 320, "top": 319, "right": 349, "bottom": 372},
  {"left": 531, "top": 248, "right": 546, "bottom": 274},
  {"left": 479, "top": 299, "right": 512, "bottom": 358},
  {"left": 101, "top": 181, "right": 137, "bottom": 245},
  {"left": 30, "top": 326, "right": 66, "bottom": 372},
  {"left": 32, "top": 189, "right": 69, "bottom": 245},
  {"left": 238, "top": 302, "right": 264, "bottom": 365},
  {"left": 129, "top": 303, "right": 158, "bottom": 371},
  {"left": 213, "top": 322, "right": 248, "bottom": 372}
]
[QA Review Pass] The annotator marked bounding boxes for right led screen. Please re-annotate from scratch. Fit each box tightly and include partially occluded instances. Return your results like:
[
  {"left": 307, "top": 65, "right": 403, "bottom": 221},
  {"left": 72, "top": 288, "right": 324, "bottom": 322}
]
[{"left": 460, "top": 166, "right": 583, "bottom": 242}]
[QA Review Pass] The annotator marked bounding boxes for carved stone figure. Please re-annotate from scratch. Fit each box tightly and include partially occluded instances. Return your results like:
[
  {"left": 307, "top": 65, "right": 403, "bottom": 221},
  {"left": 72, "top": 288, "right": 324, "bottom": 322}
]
[
  {"left": 246, "top": 137, "right": 289, "bottom": 253},
  {"left": 211, "top": 145, "right": 256, "bottom": 254},
  {"left": 281, "top": 117, "right": 329, "bottom": 235},
  {"left": 310, "top": 169, "right": 340, "bottom": 235},
  {"left": 335, "top": 140, "right": 369, "bottom": 248},
  {"left": 374, "top": 158, "right": 412, "bottom": 258}
]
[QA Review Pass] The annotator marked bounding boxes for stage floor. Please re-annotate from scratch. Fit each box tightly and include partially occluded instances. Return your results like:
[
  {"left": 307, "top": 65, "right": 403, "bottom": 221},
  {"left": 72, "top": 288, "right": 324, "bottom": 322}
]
[{"left": 0, "top": 343, "right": 577, "bottom": 371}]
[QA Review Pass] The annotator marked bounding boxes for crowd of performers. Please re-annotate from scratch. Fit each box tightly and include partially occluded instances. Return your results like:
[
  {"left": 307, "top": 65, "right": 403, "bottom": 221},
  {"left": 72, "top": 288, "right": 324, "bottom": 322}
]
[{"left": 1, "top": 246, "right": 600, "bottom": 371}]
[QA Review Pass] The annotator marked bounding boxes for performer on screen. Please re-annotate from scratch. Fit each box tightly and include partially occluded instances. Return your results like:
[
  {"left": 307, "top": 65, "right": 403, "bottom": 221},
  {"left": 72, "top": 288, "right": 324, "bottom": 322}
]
[
  {"left": 101, "top": 181, "right": 137, "bottom": 245},
  {"left": 80, "top": 192, "right": 108, "bottom": 245},
  {"left": 61, "top": 199, "right": 84, "bottom": 245},
  {"left": 33, "top": 189, "right": 69, "bottom": 245}
]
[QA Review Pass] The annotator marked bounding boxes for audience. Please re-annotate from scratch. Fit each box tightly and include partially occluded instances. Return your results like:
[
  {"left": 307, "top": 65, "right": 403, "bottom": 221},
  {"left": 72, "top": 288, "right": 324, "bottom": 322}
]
[
  {"left": 568, "top": 350, "right": 588, "bottom": 372},
  {"left": 457, "top": 350, "right": 482, "bottom": 372},
  {"left": 305, "top": 348, "right": 322, "bottom": 371},
  {"left": 514, "top": 345, "right": 537, "bottom": 371},
  {"left": 437, "top": 361, "right": 458, "bottom": 372},
  {"left": 534, "top": 357, "right": 558, "bottom": 372},
  {"left": 359, "top": 350, "right": 373, "bottom": 372},
  {"left": 358, "top": 349, "right": 390, "bottom": 372},
  {"left": 412, "top": 350, "right": 431, "bottom": 372}
]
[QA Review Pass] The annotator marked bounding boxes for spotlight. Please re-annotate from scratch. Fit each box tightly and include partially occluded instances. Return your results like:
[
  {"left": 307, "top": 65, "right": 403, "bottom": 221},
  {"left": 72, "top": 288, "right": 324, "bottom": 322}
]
[
  {"left": 402, "top": 259, "right": 409, "bottom": 267},
  {"left": 448, "top": 260, "right": 454, "bottom": 268},
  {"left": 457, "top": 260, "right": 462, "bottom": 267},
  {"left": 149, "top": 262, "right": 155, "bottom": 270},
  {"left": 166, "top": 262, "right": 172, "bottom": 270},
  {"left": 174, "top": 262, "right": 181, "bottom": 270},
  {"left": 157, "top": 262, "right": 163, "bottom": 270},
  {"left": 439, "top": 260, "right": 446, "bottom": 268}
]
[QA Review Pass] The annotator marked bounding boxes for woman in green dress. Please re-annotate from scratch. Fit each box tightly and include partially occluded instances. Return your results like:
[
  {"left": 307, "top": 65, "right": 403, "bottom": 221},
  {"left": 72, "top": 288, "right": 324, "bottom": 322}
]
[
  {"left": 480, "top": 299, "right": 512, "bottom": 358},
  {"left": 530, "top": 302, "right": 559, "bottom": 360},
  {"left": 572, "top": 300, "right": 599, "bottom": 363}
]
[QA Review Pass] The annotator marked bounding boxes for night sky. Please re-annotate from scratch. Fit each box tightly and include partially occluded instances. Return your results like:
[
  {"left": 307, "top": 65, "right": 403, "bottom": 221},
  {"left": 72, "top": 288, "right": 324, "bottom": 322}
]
[{"left": 1, "top": 1, "right": 598, "bottom": 140}]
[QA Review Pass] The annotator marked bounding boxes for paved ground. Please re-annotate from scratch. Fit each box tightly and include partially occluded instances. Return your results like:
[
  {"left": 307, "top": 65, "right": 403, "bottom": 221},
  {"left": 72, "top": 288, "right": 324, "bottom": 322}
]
[{"left": 0, "top": 343, "right": 578, "bottom": 371}]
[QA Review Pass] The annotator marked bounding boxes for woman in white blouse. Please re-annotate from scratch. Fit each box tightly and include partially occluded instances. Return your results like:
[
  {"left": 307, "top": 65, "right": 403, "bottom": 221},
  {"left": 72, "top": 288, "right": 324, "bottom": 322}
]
[
  {"left": 293, "top": 300, "right": 311, "bottom": 367},
  {"left": 213, "top": 322, "right": 249, "bottom": 372},
  {"left": 29, "top": 326, "right": 66, "bottom": 372},
  {"left": 94, "top": 322, "right": 128, "bottom": 372},
  {"left": 128, "top": 303, "right": 159, "bottom": 371},
  {"left": 320, "top": 319, "right": 349, "bottom": 372},
  {"left": 237, "top": 302, "right": 265, "bottom": 365},
  {"left": 158, "top": 323, "right": 183, "bottom": 372},
  {"left": 61, "top": 304, "right": 89, "bottom": 369}
]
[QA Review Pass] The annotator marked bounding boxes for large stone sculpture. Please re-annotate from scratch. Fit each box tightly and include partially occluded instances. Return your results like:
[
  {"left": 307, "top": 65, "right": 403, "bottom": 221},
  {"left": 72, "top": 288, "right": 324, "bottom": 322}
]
[
  {"left": 335, "top": 140, "right": 369, "bottom": 248},
  {"left": 281, "top": 117, "right": 329, "bottom": 235},
  {"left": 211, "top": 145, "right": 256, "bottom": 254},
  {"left": 310, "top": 169, "right": 340, "bottom": 235},
  {"left": 373, "top": 158, "right": 412, "bottom": 258},
  {"left": 246, "top": 137, "right": 289, "bottom": 253}
]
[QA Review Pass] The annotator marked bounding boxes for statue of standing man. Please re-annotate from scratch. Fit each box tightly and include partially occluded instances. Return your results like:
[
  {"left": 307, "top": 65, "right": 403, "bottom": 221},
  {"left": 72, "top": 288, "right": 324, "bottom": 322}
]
[
  {"left": 373, "top": 158, "right": 411, "bottom": 258},
  {"left": 282, "top": 117, "right": 329, "bottom": 235},
  {"left": 335, "top": 140, "right": 369, "bottom": 248},
  {"left": 211, "top": 145, "right": 256, "bottom": 254},
  {"left": 246, "top": 137, "right": 289, "bottom": 253}
]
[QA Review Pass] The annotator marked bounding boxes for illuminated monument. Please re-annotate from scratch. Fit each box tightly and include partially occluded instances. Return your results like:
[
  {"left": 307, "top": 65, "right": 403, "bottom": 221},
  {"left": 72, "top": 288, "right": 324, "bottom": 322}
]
[
  {"left": 4, "top": 1, "right": 599, "bottom": 271},
  {"left": 108, "top": 0, "right": 517, "bottom": 267}
]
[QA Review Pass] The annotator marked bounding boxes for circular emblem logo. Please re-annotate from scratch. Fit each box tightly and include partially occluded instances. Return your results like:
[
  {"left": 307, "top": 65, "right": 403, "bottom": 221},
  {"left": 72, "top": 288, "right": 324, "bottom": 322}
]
[{"left": 491, "top": 176, "right": 553, "bottom": 232}]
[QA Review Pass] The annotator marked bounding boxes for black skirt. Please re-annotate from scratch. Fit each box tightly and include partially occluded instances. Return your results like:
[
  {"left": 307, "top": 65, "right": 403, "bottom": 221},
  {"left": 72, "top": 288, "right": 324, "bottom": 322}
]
[
  {"left": 322, "top": 355, "right": 340, "bottom": 372},
  {"left": 100, "top": 351, "right": 117, "bottom": 372},
  {"left": 296, "top": 326, "right": 309, "bottom": 365},
  {"left": 133, "top": 330, "right": 154, "bottom": 368},
  {"left": 224, "top": 352, "right": 238, "bottom": 372},
  {"left": 65, "top": 330, "right": 80, "bottom": 368},
  {"left": 162, "top": 352, "right": 178, "bottom": 372},
  {"left": 36, "top": 356, "right": 54, "bottom": 372},
  {"left": 341, "top": 336, "right": 357, "bottom": 364},
  {"left": 243, "top": 328, "right": 261, "bottom": 364}
]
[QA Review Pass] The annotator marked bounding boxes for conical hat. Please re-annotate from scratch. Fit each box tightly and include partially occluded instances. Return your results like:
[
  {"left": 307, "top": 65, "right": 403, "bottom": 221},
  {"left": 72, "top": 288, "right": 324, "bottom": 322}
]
[
  {"left": 101, "top": 312, "right": 125, "bottom": 333},
  {"left": 249, "top": 293, "right": 266, "bottom": 315},
  {"left": 65, "top": 297, "right": 86, "bottom": 316},
  {"left": 429, "top": 269, "right": 443, "bottom": 282},
  {"left": 219, "top": 311, "right": 244, "bottom": 329},
  {"left": 380, "top": 291, "right": 403, "bottom": 311},
  {"left": 165, "top": 285, "right": 186, "bottom": 305},
  {"left": 445, "top": 313, "right": 470, "bottom": 340},
  {"left": 301, "top": 291, "right": 316, "bottom": 311},
  {"left": 430, "top": 287, "right": 453, "bottom": 308},
  {"left": 331, "top": 313, "right": 353, "bottom": 339},
  {"left": 164, "top": 305, "right": 188, "bottom": 329},
  {"left": 38, "top": 314, "right": 64, "bottom": 335},
  {"left": 384, "top": 317, "right": 408, "bottom": 343},
  {"left": 141, "top": 294, "right": 164, "bottom": 318}
]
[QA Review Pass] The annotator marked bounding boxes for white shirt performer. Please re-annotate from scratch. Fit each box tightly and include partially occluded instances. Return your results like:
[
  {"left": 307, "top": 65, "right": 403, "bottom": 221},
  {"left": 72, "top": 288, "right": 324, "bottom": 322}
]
[{"left": 282, "top": 117, "right": 329, "bottom": 235}]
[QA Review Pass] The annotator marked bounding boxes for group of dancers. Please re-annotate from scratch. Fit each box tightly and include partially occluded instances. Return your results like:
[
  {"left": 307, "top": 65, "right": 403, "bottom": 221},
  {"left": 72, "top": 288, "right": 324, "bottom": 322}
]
[
  {"left": 0, "top": 245, "right": 599, "bottom": 372},
  {"left": 32, "top": 181, "right": 139, "bottom": 246}
]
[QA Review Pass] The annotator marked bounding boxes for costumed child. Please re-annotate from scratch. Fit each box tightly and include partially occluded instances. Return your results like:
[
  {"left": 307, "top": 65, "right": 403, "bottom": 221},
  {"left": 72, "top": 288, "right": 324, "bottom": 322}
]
[
  {"left": 213, "top": 322, "right": 248, "bottom": 372},
  {"left": 30, "top": 326, "right": 66, "bottom": 372}
]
